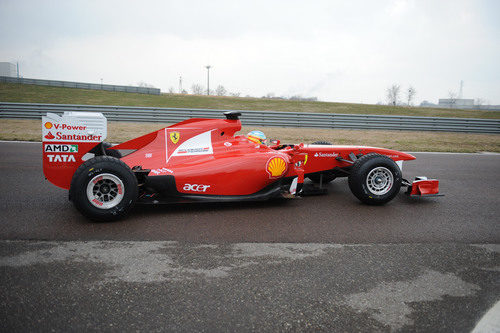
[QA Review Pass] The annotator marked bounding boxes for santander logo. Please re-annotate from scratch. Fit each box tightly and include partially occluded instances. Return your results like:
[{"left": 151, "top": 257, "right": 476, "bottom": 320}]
[
  {"left": 44, "top": 132, "right": 55, "bottom": 140},
  {"left": 314, "top": 152, "right": 338, "bottom": 158}
]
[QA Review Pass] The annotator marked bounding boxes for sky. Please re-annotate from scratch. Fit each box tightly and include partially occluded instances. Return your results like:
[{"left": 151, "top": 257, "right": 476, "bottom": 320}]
[{"left": 1, "top": 0, "right": 499, "bottom": 104}]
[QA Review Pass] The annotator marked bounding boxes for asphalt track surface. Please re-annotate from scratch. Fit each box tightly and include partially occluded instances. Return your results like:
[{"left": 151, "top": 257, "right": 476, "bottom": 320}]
[
  {"left": 0, "top": 141, "right": 499, "bottom": 332},
  {"left": 0, "top": 142, "right": 498, "bottom": 243}
]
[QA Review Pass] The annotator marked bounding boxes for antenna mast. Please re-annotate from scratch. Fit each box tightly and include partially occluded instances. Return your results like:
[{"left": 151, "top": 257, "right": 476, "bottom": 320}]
[{"left": 205, "top": 65, "right": 211, "bottom": 95}]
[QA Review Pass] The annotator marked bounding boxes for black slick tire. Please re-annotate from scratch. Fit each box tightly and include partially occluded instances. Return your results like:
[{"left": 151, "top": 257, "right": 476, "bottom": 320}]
[
  {"left": 69, "top": 156, "right": 138, "bottom": 222},
  {"left": 308, "top": 141, "right": 336, "bottom": 184},
  {"left": 348, "top": 153, "right": 401, "bottom": 205}
]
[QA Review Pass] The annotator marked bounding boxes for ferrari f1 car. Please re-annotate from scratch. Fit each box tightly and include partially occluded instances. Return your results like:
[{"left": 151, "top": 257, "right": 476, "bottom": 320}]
[{"left": 42, "top": 111, "right": 441, "bottom": 221}]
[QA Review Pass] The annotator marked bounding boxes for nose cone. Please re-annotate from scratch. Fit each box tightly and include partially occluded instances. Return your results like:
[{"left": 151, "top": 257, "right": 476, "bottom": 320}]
[
  {"left": 364, "top": 147, "right": 416, "bottom": 161},
  {"left": 398, "top": 151, "right": 416, "bottom": 161}
]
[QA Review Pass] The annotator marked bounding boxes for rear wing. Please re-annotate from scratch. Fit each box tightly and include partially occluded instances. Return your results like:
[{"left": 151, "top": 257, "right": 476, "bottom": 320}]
[{"left": 42, "top": 112, "right": 107, "bottom": 189}]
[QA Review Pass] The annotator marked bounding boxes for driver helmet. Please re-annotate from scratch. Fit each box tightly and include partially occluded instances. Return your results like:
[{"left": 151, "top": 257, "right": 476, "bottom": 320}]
[{"left": 247, "top": 130, "right": 267, "bottom": 145}]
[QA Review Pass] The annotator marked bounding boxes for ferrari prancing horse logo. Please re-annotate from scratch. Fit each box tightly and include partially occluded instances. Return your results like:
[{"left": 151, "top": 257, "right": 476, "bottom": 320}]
[{"left": 170, "top": 131, "right": 180, "bottom": 144}]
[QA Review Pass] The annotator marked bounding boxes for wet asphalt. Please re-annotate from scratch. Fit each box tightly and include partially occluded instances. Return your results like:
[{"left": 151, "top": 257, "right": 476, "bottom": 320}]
[
  {"left": 0, "top": 142, "right": 498, "bottom": 243},
  {"left": 0, "top": 142, "right": 498, "bottom": 332}
]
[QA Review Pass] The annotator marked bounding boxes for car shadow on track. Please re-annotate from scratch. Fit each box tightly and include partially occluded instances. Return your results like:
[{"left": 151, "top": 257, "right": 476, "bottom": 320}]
[{"left": 129, "top": 197, "right": 295, "bottom": 217}]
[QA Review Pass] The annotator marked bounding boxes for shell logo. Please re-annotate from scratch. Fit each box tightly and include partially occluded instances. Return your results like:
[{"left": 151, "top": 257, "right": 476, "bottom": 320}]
[
  {"left": 266, "top": 156, "right": 287, "bottom": 178},
  {"left": 44, "top": 122, "right": 53, "bottom": 129}
]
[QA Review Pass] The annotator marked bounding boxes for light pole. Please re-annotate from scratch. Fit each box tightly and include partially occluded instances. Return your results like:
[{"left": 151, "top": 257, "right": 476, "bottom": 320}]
[{"left": 205, "top": 65, "right": 211, "bottom": 95}]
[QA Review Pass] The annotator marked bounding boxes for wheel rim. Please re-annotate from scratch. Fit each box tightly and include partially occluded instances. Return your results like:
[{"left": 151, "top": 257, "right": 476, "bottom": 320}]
[
  {"left": 86, "top": 173, "right": 125, "bottom": 209},
  {"left": 366, "top": 167, "right": 393, "bottom": 195}
]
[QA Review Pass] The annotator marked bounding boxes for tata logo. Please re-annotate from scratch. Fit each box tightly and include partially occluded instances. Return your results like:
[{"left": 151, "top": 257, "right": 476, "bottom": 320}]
[
  {"left": 183, "top": 183, "right": 211, "bottom": 192},
  {"left": 170, "top": 132, "right": 180, "bottom": 144},
  {"left": 46, "top": 154, "right": 76, "bottom": 162},
  {"left": 44, "top": 144, "right": 78, "bottom": 153}
]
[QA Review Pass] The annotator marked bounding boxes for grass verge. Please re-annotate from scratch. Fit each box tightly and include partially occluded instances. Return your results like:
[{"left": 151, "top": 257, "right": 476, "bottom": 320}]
[
  {"left": 1, "top": 119, "right": 498, "bottom": 153},
  {"left": 1, "top": 83, "right": 499, "bottom": 119}
]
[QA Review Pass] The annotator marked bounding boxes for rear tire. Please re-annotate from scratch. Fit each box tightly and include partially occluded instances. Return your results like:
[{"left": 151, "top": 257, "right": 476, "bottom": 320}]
[
  {"left": 69, "top": 156, "right": 137, "bottom": 221},
  {"left": 348, "top": 153, "right": 401, "bottom": 205},
  {"left": 308, "top": 141, "right": 336, "bottom": 184}
]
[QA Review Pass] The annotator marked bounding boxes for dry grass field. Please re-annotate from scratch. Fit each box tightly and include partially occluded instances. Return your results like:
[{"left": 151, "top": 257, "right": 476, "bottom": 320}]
[
  {"left": 1, "top": 83, "right": 499, "bottom": 119},
  {"left": 2, "top": 83, "right": 498, "bottom": 152}
]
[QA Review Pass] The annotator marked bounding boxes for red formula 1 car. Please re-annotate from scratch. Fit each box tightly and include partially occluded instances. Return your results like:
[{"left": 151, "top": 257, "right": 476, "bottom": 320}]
[{"left": 42, "top": 111, "right": 441, "bottom": 221}]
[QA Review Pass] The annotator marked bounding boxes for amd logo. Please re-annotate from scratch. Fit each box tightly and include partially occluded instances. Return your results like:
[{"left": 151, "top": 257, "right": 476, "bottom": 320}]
[
  {"left": 183, "top": 183, "right": 211, "bottom": 192},
  {"left": 45, "top": 144, "right": 78, "bottom": 153}
]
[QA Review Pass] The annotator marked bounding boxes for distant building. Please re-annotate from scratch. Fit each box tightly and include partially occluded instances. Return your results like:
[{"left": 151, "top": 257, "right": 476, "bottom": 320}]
[
  {"left": 419, "top": 98, "right": 499, "bottom": 111},
  {"left": 438, "top": 98, "right": 474, "bottom": 108},
  {"left": 0, "top": 62, "right": 16, "bottom": 77}
]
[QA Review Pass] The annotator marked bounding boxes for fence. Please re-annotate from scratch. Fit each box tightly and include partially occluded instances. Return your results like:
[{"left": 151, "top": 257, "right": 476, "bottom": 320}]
[
  {"left": 0, "top": 76, "right": 160, "bottom": 95},
  {"left": 1, "top": 102, "right": 499, "bottom": 134}
]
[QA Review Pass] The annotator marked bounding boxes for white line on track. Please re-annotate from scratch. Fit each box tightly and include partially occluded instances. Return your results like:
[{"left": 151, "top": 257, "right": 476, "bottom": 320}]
[
  {"left": 0, "top": 140, "right": 42, "bottom": 144},
  {"left": 471, "top": 300, "right": 500, "bottom": 333}
]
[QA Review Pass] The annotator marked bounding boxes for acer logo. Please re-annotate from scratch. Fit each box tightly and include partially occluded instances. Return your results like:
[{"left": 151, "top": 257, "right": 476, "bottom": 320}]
[
  {"left": 183, "top": 183, "right": 211, "bottom": 192},
  {"left": 46, "top": 154, "right": 76, "bottom": 163}
]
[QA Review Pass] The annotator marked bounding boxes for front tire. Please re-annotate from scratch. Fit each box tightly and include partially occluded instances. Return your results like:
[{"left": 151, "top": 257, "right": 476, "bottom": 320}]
[
  {"left": 69, "top": 156, "right": 138, "bottom": 221},
  {"left": 348, "top": 153, "right": 401, "bottom": 205}
]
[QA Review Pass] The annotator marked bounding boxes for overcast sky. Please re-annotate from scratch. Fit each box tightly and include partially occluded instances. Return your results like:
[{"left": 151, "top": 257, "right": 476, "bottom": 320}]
[{"left": 1, "top": 0, "right": 499, "bottom": 104}]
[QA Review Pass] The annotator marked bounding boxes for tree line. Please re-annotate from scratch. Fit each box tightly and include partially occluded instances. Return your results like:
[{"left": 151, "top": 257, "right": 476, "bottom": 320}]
[
  {"left": 386, "top": 84, "right": 416, "bottom": 106},
  {"left": 164, "top": 83, "right": 318, "bottom": 101}
]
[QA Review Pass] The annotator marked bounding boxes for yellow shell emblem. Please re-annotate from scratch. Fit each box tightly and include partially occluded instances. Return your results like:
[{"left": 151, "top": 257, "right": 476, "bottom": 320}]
[
  {"left": 169, "top": 131, "right": 180, "bottom": 144},
  {"left": 266, "top": 156, "right": 287, "bottom": 178}
]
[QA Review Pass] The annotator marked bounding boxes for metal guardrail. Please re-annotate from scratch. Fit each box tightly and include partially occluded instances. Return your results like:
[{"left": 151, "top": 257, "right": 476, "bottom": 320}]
[
  {"left": 1, "top": 102, "right": 499, "bottom": 134},
  {"left": 0, "top": 76, "right": 160, "bottom": 95}
]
